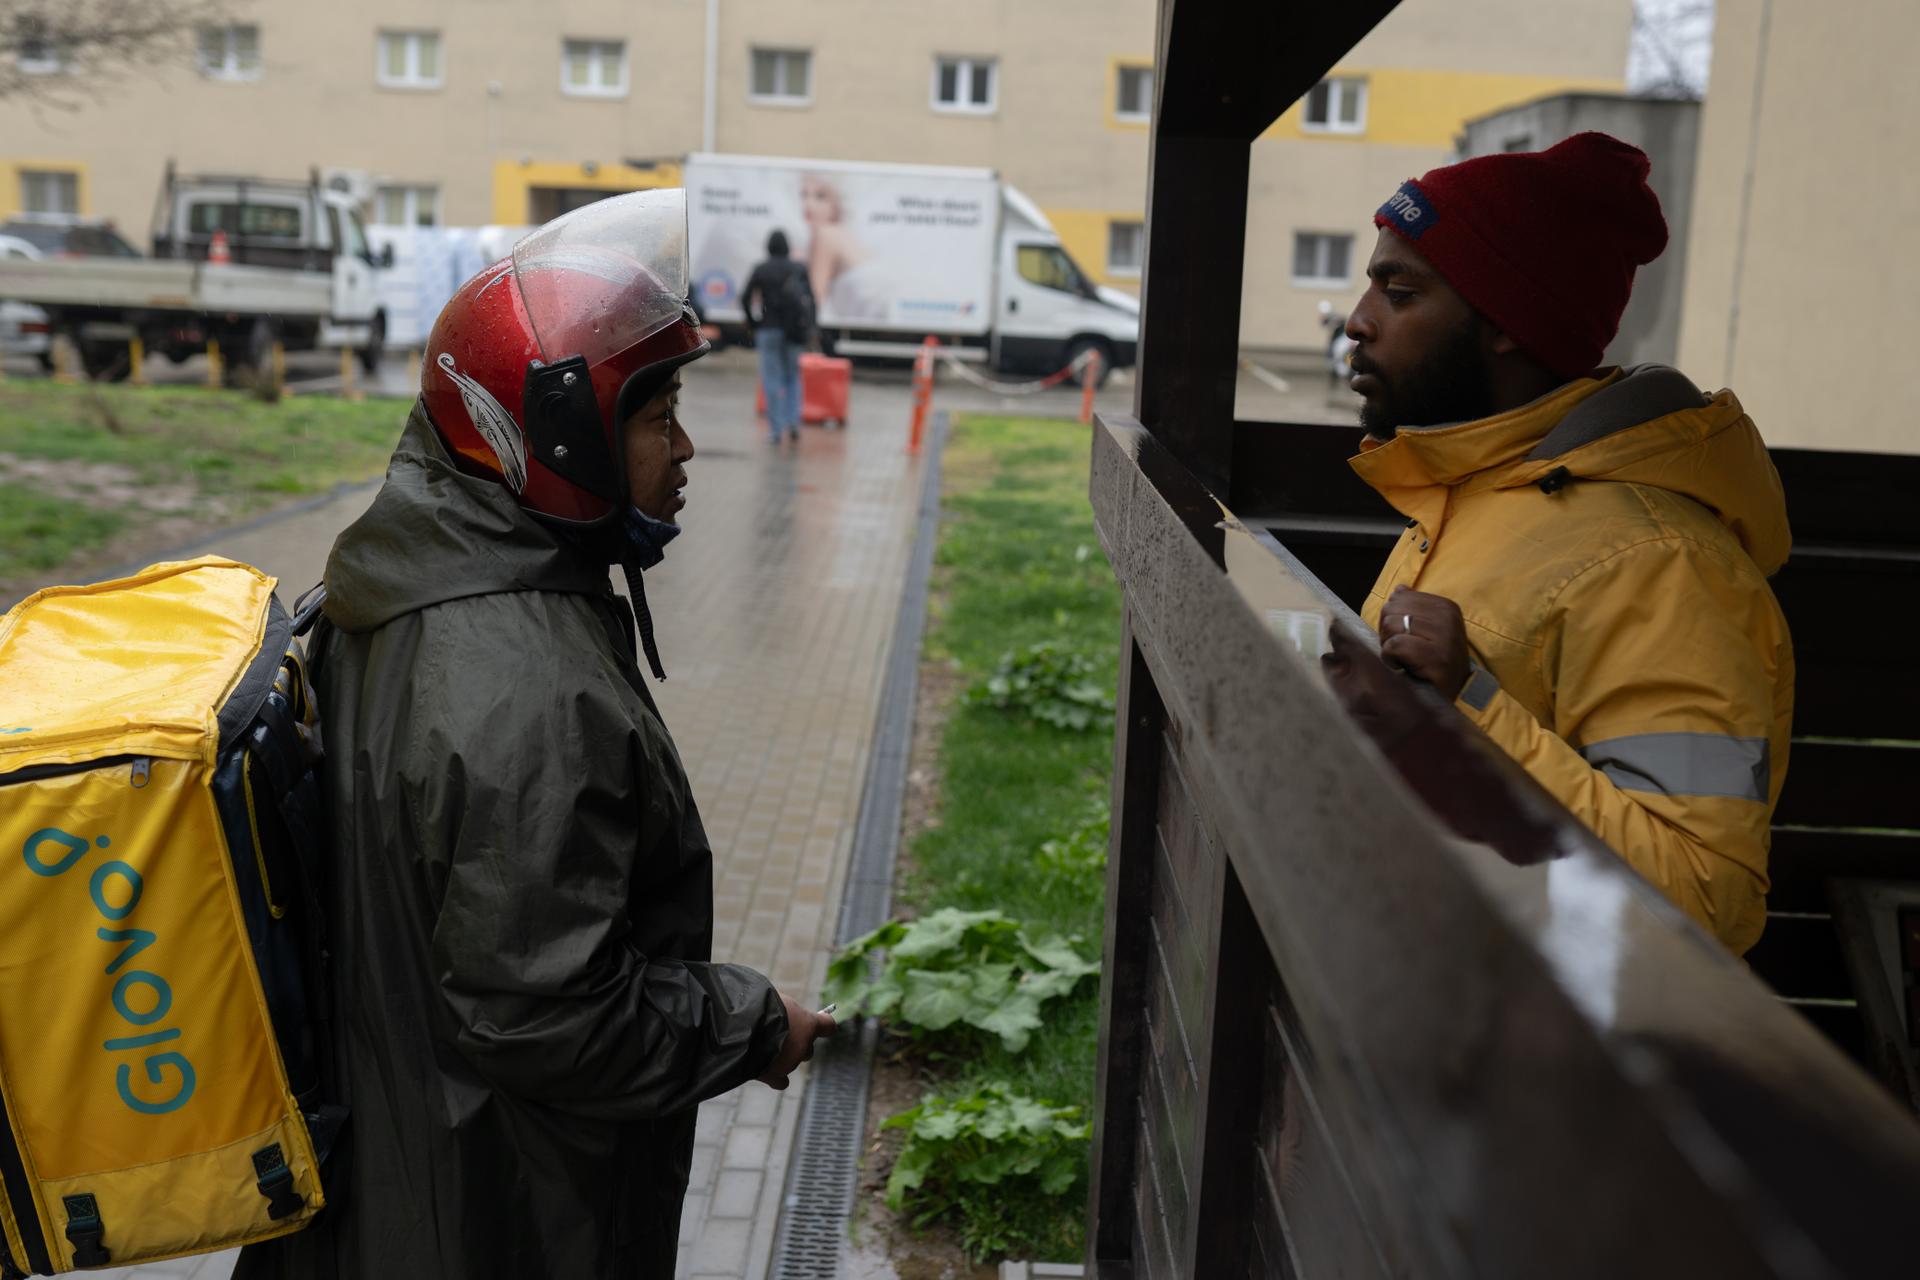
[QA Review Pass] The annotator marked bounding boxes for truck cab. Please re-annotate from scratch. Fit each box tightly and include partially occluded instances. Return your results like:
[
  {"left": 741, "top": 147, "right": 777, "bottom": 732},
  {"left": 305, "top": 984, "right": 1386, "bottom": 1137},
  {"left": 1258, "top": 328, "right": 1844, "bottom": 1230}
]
[
  {"left": 156, "top": 175, "right": 387, "bottom": 329},
  {"left": 995, "top": 188, "right": 1139, "bottom": 382}
]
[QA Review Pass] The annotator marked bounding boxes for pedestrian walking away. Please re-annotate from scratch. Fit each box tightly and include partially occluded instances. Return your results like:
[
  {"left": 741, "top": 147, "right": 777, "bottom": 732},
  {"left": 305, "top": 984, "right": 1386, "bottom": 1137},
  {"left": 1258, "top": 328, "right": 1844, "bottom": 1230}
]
[
  {"left": 233, "top": 189, "right": 837, "bottom": 1280},
  {"left": 1320, "top": 132, "right": 1794, "bottom": 957},
  {"left": 742, "top": 229, "right": 815, "bottom": 444}
]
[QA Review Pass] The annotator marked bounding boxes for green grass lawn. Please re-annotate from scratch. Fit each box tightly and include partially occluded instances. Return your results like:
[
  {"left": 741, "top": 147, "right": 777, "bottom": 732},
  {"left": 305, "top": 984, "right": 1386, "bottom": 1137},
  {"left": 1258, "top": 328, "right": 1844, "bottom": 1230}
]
[
  {"left": 0, "top": 381, "right": 403, "bottom": 592},
  {"left": 896, "top": 412, "right": 1121, "bottom": 1257}
]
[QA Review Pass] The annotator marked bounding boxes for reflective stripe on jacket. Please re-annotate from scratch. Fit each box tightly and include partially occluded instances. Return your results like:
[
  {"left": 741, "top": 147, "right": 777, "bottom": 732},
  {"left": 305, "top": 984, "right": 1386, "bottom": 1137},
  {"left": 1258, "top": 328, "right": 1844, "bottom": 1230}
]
[{"left": 1352, "top": 366, "right": 1794, "bottom": 955}]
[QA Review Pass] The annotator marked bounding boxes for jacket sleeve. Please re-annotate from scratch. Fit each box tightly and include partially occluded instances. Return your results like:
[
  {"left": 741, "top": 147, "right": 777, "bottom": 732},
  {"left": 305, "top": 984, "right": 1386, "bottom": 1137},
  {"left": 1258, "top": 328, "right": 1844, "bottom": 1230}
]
[
  {"left": 408, "top": 605, "right": 790, "bottom": 1119},
  {"left": 1456, "top": 538, "right": 1784, "bottom": 954},
  {"left": 741, "top": 266, "right": 761, "bottom": 323}
]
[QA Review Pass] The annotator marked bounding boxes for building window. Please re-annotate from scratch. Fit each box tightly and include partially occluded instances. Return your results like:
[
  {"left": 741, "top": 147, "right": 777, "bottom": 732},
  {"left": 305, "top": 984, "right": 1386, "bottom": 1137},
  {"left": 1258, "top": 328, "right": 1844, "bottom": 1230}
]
[
  {"left": 20, "top": 170, "right": 79, "bottom": 215},
  {"left": 750, "top": 48, "right": 811, "bottom": 105},
  {"left": 1108, "top": 220, "right": 1144, "bottom": 277},
  {"left": 562, "top": 39, "right": 626, "bottom": 98},
  {"left": 378, "top": 31, "right": 443, "bottom": 89},
  {"left": 196, "top": 24, "right": 260, "bottom": 80},
  {"left": 373, "top": 185, "right": 440, "bottom": 227},
  {"left": 1302, "top": 77, "right": 1367, "bottom": 134},
  {"left": 1116, "top": 65, "right": 1152, "bottom": 122},
  {"left": 933, "top": 56, "right": 996, "bottom": 114},
  {"left": 1291, "top": 232, "right": 1353, "bottom": 286},
  {"left": 14, "top": 16, "right": 63, "bottom": 74},
  {"left": 1502, "top": 135, "right": 1534, "bottom": 153}
]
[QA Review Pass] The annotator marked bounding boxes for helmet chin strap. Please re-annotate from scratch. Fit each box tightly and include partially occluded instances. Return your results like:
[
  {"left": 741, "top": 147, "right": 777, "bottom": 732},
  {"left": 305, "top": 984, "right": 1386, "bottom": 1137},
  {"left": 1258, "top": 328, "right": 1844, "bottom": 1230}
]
[{"left": 619, "top": 556, "right": 668, "bottom": 683}]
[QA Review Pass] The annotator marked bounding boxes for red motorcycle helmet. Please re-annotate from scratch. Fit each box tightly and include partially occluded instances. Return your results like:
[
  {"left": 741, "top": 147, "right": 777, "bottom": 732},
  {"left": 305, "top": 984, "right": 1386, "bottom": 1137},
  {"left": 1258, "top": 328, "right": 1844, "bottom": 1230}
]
[{"left": 421, "top": 188, "right": 708, "bottom": 526}]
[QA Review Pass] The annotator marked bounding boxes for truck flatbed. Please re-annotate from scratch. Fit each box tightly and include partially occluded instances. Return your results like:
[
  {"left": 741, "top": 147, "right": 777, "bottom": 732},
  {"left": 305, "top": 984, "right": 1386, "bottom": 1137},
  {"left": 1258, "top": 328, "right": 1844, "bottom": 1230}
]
[{"left": 0, "top": 256, "right": 333, "bottom": 319}]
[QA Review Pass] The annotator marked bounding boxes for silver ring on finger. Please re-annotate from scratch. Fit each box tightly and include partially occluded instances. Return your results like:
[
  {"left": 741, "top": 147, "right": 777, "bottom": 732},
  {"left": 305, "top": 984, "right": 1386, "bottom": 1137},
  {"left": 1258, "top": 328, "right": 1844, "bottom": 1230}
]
[{"left": 1401, "top": 613, "right": 1414, "bottom": 638}]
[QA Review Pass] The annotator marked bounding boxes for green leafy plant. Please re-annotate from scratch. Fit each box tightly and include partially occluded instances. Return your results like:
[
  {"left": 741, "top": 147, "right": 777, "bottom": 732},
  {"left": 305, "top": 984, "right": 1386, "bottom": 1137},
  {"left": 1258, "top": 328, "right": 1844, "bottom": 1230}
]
[
  {"left": 1037, "top": 800, "right": 1109, "bottom": 886},
  {"left": 966, "top": 641, "right": 1115, "bottom": 732},
  {"left": 883, "top": 1084, "right": 1091, "bottom": 1262},
  {"left": 823, "top": 908, "right": 1099, "bottom": 1053}
]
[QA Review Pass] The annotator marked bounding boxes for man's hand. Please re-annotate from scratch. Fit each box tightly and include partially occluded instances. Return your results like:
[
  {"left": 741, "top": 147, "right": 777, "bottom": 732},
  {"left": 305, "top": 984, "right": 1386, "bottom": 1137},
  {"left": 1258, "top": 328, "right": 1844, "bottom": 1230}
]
[
  {"left": 756, "top": 994, "right": 839, "bottom": 1091},
  {"left": 1377, "top": 587, "right": 1471, "bottom": 701}
]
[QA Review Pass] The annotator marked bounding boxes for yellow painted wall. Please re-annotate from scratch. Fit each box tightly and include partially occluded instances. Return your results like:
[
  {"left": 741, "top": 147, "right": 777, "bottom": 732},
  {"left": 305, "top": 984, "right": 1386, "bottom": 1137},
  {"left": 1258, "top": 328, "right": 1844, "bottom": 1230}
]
[
  {"left": 1044, "top": 207, "right": 1141, "bottom": 292},
  {"left": 1264, "top": 67, "right": 1623, "bottom": 147},
  {"left": 489, "top": 160, "right": 684, "bottom": 224},
  {"left": 0, "top": 160, "right": 90, "bottom": 219}
]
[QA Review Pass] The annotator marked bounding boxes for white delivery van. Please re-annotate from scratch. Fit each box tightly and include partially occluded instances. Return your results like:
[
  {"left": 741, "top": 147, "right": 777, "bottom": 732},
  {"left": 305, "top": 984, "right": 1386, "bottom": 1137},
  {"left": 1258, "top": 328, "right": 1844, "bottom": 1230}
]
[{"left": 685, "top": 153, "right": 1138, "bottom": 382}]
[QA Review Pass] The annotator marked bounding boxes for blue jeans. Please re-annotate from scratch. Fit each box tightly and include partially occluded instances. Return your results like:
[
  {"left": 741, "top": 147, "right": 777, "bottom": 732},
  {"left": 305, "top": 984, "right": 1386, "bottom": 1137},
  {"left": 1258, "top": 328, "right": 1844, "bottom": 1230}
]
[{"left": 756, "top": 328, "right": 803, "bottom": 439}]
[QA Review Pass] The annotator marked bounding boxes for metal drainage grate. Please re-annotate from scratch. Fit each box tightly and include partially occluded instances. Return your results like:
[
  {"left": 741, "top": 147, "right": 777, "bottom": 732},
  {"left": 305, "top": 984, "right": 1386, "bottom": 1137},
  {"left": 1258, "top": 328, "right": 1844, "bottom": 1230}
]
[
  {"left": 769, "top": 1020, "right": 878, "bottom": 1278},
  {"left": 768, "top": 411, "right": 948, "bottom": 1279}
]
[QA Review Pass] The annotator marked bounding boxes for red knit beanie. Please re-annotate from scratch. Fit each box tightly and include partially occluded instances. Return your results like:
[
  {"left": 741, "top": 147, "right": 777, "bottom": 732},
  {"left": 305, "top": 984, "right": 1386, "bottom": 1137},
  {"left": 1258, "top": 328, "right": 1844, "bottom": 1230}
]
[{"left": 1373, "top": 132, "right": 1668, "bottom": 378}]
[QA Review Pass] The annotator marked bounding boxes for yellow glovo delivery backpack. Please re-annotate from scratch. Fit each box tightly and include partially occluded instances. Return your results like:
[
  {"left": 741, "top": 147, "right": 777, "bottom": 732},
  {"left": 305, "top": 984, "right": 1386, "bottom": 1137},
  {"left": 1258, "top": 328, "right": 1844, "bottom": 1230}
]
[{"left": 0, "top": 557, "right": 343, "bottom": 1276}]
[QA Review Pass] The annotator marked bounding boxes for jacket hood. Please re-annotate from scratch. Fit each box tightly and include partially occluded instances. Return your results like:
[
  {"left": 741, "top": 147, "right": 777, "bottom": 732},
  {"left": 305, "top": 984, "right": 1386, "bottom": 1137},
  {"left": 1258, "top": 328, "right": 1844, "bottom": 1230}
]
[
  {"left": 1350, "top": 365, "right": 1792, "bottom": 574},
  {"left": 324, "top": 402, "right": 610, "bottom": 633}
]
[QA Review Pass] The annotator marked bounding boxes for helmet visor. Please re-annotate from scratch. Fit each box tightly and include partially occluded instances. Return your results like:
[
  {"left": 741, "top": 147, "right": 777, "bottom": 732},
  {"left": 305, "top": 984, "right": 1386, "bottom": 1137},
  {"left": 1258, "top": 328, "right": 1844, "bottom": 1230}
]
[{"left": 512, "top": 188, "right": 691, "bottom": 372}]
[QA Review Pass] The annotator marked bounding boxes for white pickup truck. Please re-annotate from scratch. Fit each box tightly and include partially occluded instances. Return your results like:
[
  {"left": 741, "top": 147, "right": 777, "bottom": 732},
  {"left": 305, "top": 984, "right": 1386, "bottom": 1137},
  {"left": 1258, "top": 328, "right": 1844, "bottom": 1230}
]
[{"left": 0, "top": 166, "right": 388, "bottom": 381}]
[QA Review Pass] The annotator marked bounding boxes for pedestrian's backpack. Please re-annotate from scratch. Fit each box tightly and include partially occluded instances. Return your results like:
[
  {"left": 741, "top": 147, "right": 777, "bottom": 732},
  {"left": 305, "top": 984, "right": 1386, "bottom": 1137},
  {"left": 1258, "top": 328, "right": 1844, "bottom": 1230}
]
[
  {"left": 0, "top": 557, "right": 343, "bottom": 1276},
  {"left": 769, "top": 263, "right": 814, "bottom": 344}
]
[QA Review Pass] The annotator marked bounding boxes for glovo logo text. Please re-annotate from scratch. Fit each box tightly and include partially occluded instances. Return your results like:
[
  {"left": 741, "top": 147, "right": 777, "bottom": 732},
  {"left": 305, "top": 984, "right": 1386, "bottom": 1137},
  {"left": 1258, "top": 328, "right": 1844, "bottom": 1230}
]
[{"left": 22, "top": 826, "right": 198, "bottom": 1116}]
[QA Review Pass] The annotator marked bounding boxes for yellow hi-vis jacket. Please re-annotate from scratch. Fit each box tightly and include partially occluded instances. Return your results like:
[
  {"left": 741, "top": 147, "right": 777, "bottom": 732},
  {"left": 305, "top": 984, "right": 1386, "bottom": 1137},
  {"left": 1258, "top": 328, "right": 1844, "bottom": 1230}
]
[{"left": 1352, "top": 366, "right": 1794, "bottom": 955}]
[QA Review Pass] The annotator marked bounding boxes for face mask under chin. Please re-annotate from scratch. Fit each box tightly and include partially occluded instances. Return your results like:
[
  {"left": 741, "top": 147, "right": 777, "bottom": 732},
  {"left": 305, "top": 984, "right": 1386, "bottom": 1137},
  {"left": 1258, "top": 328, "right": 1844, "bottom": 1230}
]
[{"left": 622, "top": 504, "right": 683, "bottom": 570}]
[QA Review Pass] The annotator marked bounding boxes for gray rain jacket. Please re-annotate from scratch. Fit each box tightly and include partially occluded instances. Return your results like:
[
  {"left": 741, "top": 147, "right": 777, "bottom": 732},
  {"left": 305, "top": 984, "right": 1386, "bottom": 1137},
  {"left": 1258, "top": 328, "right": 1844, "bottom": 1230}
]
[{"left": 235, "top": 407, "right": 787, "bottom": 1280}]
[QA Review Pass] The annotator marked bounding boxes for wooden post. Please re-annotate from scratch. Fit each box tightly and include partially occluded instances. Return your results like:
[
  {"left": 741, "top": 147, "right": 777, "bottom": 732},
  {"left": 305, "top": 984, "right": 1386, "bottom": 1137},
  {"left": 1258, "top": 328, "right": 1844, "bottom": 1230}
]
[
  {"left": 206, "top": 339, "right": 223, "bottom": 389},
  {"left": 405, "top": 348, "right": 421, "bottom": 388},
  {"left": 128, "top": 336, "right": 146, "bottom": 386},
  {"left": 339, "top": 345, "right": 362, "bottom": 402},
  {"left": 271, "top": 341, "right": 287, "bottom": 395}
]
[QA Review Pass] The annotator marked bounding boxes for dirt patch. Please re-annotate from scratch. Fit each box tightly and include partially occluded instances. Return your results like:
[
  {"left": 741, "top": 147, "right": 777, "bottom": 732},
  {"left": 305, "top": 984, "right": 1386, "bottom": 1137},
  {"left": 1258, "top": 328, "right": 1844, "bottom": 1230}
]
[
  {"left": 0, "top": 451, "right": 258, "bottom": 608},
  {"left": 839, "top": 654, "right": 997, "bottom": 1280},
  {"left": 0, "top": 453, "right": 203, "bottom": 513}
]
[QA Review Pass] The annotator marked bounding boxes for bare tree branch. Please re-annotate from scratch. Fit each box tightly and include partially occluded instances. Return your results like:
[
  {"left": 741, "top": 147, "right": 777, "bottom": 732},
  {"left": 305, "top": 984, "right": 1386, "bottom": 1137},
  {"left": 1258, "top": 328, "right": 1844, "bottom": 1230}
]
[
  {"left": 0, "top": 0, "right": 239, "bottom": 107},
  {"left": 1629, "top": 0, "right": 1716, "bottom": 100}
]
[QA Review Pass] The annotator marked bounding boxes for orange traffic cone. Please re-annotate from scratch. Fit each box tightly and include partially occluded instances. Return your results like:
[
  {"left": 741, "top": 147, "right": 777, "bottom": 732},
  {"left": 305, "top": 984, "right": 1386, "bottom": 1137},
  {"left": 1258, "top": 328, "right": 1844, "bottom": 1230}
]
[{"left": 208, "top": 229, "right": 231, "bottom": 265}]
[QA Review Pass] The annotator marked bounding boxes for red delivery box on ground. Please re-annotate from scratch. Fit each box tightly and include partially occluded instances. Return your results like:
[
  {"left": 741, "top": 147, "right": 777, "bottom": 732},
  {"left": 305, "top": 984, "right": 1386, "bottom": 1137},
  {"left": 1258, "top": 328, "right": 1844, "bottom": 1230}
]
[{"left": 758, "top": 353, "right": 852, "bottom": 428}]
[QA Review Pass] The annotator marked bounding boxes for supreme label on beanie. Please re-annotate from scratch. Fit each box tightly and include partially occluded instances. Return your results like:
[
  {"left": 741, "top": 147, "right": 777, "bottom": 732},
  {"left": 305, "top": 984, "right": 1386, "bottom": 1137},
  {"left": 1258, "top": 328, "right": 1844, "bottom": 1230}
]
[{"left": 1378, "top": 181, "right": 1437, "bottom": 240}]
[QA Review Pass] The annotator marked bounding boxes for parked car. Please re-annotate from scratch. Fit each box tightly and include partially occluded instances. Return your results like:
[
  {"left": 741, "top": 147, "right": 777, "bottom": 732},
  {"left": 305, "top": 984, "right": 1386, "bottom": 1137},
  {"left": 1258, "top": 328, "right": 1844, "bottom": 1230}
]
[
  {"left": 0, "top": 234, "right": 51, "bottom": 368},
  {"left": 0, "top": 216, "right": 143, "bottom": 261}
]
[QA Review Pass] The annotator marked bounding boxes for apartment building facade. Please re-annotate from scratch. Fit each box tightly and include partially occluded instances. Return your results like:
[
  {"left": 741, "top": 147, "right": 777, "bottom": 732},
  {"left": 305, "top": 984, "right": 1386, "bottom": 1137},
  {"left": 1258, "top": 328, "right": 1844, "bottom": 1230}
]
[{"left": 1, "top": 0, "right": 1629, "bottom": 350}]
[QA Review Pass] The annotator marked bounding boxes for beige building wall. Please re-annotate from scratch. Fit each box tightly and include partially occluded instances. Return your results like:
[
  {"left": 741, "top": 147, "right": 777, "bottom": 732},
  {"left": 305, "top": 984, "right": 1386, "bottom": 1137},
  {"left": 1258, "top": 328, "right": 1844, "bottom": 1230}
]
[
  {"left": 1677, "top": 0, "right": 1920, "bottom": 453},
  {"left": 1, "top": 0, "right": 1633, "bottom": 351},
  {"left": 1243, "top": 0, "right": 1632, "bottom": 351}
]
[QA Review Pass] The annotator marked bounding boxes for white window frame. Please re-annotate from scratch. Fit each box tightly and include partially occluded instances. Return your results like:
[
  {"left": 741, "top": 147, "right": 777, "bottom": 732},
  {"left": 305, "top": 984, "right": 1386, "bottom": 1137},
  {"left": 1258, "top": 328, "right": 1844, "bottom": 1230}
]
[
  {"left": 20, "top": 170, "right": 80, "bottom": 216},
  {"left": 1290, "top": 231, "right": 1354, "bottom": 288},
  {"left": 1301, "top": 76, "right": 1367, "bottom": 135},
  {"left": 561, "top": 38, "right": 627, "bottom": 98},
  {"left": 15, "top": 18, "right": 63, "bottom": 75},
  {"left": 1115, "top": 65, "right": 1153, "bottom": 123},
  {"left": 1107, "top": 220, "right": 1144, "bottom": 278},
  {"left": 748, "top": 47, "right": 812, "bottom": 107},
  {"left": 377, "top": 30, "right": 443, "bottom": 90},
  {"left": 372, "top": 184, "right": 440, "bottom": 228},
  {"left": 931, "top": 55, "right": 997, "bottom": 115},
  {"left": 196, "top": 24, "right": 261, "bottom": 81}
]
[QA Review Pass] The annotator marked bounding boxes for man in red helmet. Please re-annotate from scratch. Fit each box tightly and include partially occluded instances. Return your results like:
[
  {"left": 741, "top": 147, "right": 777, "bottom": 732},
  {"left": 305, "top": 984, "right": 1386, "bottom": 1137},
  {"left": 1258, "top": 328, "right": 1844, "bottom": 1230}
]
[
  {"left": 1321, "top": 133, "right": 1794, "bottom": 956},
  {"left": 236, "top": 191, "right": 833, "bottom": 1279}
]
